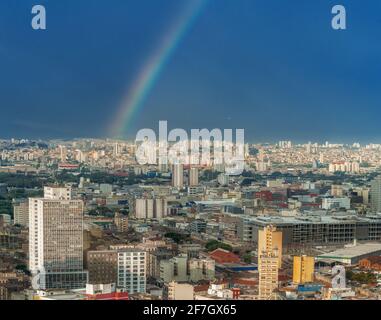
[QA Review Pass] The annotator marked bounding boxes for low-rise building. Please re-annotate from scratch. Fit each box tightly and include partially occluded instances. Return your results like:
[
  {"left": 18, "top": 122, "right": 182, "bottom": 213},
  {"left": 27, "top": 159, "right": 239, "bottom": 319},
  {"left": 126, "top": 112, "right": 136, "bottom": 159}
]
[
  {"left": 316, "top": 243, "right": 381, "bottom": 265},
  {"left": 166, "top": 281, "right": 194, "bottom": 300},
  {"left": 359, "top": 256, "right": 381, "bottom": 271},
  {"left": 209, "top": 249, "right": 240, "bottom": 264}
]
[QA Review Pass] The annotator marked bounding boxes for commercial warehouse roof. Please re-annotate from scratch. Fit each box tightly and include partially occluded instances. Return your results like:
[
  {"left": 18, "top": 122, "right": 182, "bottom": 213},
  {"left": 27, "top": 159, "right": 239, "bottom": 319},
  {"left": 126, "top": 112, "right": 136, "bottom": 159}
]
[
  {"left": 195, "top": 200, "right": 235, "bottom": 206},
  {"left": 236, "top": 213, "right": 381, "bottom": 225},
  {"left": 317, "top": 243, "right": 381, "bottom": 260}
]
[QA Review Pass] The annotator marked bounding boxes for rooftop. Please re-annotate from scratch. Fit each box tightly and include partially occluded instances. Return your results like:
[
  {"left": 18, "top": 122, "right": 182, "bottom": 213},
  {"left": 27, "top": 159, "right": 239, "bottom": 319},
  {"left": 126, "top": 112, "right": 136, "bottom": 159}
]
[
  {"left": 237, "top": 213, "right": 381, "bottom": 225},
  {"left": 317, "top": 243, "right": 381, "bottom": 260},
  {"left": 209, "top": 248, "right": 241, "bottom": 264}
]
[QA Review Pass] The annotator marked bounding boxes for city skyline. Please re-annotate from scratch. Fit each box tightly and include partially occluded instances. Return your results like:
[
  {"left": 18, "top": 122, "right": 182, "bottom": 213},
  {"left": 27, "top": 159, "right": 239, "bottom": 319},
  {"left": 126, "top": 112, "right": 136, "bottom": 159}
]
[
  {"left": 1, "top": 0, "right": 381, "bottom": 142},
  {"left": 3, "top": 137, "right": 381, "bottom": 146},
  {"left": 2, "top": 127, "right": 381, "bottom": 301},
  {"left": 5, "top": 0, "right": 381, "bottom": 307}
]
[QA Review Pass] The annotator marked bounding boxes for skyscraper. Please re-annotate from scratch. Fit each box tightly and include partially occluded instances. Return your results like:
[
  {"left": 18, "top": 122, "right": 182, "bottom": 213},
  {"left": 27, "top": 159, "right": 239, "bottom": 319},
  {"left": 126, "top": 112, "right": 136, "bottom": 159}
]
[
  {"left": 29, "top": 186, "right": 88, "bottom": 290},
  {"left": 258, "top": 226, "right": 281, "bottom": 300},
  {"left": 371, "top": 175, "right": 381, "bottom": 213},
  {"left": 258, "top": 225, "right": 282, "bottom": 268},
  {"left": 189, "top": 167, "right": 199, "bottom": 186},
  {"left": 172, "top": 164, "right": 184, "bottom": 189}
]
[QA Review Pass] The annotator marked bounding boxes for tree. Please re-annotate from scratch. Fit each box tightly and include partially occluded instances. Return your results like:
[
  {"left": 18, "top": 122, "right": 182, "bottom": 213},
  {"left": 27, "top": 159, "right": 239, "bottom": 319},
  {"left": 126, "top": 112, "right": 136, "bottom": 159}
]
[
  {"left": 242, "top": 253, "right": 252, "bottom": 264},
  {"left": 164, "top": 232, "right": 190, "bottom": 244},
  {"left": 346, "top": 270, "right": 376, "bottom": 284}
]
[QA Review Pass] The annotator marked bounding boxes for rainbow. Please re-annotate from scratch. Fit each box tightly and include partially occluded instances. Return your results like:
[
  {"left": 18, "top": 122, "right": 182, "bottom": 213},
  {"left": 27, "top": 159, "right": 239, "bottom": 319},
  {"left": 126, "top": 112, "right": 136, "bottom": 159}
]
[{"left": 110, "top": 0, "right": 208, "bottom": 138}]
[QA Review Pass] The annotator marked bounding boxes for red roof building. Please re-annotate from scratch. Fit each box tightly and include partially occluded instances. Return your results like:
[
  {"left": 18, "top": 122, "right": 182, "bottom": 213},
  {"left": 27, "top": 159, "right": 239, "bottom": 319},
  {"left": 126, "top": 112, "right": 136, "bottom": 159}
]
[
  {"left": 255, "top": 191, "right": 273, "bottom": 202},
  {"left": 233, "top": 278, "right": 258, "bottom": 287},
  {"left": 85, "top": 292, "right": 129, "bottom": 300},
  {"left": 194, "top": 284, "right": 210, "bottom": 294},
  {"left": 359, "top": 256, "right": 381, "bottom": 271},
  {"left": 209, "top": 249, "right": 240, "bottom": 264}
]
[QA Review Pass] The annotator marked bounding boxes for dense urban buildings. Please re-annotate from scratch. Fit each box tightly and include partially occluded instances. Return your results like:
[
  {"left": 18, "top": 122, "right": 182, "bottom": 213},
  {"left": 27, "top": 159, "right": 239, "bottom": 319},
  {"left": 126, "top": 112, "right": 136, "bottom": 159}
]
[
  {"left": 1, "top": 139, "right": 381, "bottom": 300},
  {"left": 3, "top": 1, "right": 381, "bottom": 311}
]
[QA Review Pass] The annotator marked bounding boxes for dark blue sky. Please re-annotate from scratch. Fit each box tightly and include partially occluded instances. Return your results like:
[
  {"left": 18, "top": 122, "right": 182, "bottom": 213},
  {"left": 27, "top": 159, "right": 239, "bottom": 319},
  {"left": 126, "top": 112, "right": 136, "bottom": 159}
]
[{"left": 0, "top": 0, "right": 381, "bottom": 143}]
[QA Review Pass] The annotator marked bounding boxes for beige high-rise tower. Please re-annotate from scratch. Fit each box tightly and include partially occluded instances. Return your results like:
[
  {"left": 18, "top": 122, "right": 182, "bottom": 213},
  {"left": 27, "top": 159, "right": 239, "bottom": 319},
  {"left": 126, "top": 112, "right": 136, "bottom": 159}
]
[
  {"left": 172, "top": 164, "right": 184, "bottom": 189},
  {"left": 258, "top": 225, "right": 282, "bottom": 300},
  {"left": 258, "top": 225, "right": 282, "bottom": 268},
  {"left": 189, "top": 167, "right": 199, "bottom": 186}
]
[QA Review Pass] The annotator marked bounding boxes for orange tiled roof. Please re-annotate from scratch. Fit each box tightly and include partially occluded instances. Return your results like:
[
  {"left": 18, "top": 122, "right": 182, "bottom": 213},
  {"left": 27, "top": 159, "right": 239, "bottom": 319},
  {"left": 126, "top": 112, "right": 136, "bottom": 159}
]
[{"left": 209, "top": 249, "right": 240, "bottom": 264}]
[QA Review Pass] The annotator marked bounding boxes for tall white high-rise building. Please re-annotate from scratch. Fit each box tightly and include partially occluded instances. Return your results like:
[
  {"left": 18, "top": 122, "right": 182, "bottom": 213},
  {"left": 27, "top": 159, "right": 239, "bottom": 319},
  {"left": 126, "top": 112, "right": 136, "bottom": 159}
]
[
  {"left": 29, "top": 186, "right": 88, "bottom": 290},
  {"left": 172, "top": 164, "right": 184, "bottom": 189},
  {"left": 117, "top": 249, "right": 146, "bottom": 294},
  {"left": 189, "top": 167, "right": 199, "bottom": 186}
]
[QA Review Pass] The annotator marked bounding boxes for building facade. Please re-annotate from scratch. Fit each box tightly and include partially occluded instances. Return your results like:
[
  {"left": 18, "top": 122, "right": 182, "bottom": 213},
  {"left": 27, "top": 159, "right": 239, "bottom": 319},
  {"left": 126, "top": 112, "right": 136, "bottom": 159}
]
[
  {"left": 371, "top": 176, "right": 381, "bottom": 213},
  {"left": 166, "top": 281, "right": 194, "bottom": 300},
  {"left": 172, "top": 164, "right": 184, "bottom": 189},
  {"left": 258, "top": 226, "right": 280, "bottom": 300},
  {"left": 29, "top": 186, "right": 88, "bottom": 290},
  {"left": 13, "top": 199, "right": 29, "bottom": 227},
  {"left": 293, "top": 255, "right": 315, "bottom": 284},
  {"left": 135, "top": 198, "right": 167, "bottom": 220},
  {"left": 238, "top": 214, "right": 381, "bottom": 247},
  {"left": 117, "top": 249, "right": 147, "bottom": 294},
  {"left": 189, "top": 167, "right": 199, "bottom": 186},
  {"left": 160, "top": 254, "right": 215, "bottom": 283},
  {"left": 114, "top": 212, "right": 128, "bottom": 232},
  {"left": 88, "top": 250, "right": 118, "bottom": 285},
  {"left": 258, "top": 225, "right": 282, "bottom": 268}
]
